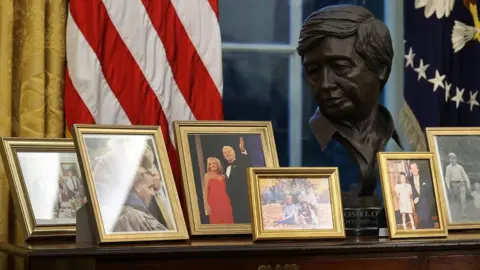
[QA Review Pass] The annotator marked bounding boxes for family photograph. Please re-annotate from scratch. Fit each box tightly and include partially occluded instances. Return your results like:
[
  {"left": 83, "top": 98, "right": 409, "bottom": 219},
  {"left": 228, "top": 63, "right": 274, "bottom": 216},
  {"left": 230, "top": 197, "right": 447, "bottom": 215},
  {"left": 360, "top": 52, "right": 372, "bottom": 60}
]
[
  {"left": 260, "top": 177, "right": 333, "bottom": 230},
  {"left": 434, "top": 135, "right": 480, "bottom": 224}
]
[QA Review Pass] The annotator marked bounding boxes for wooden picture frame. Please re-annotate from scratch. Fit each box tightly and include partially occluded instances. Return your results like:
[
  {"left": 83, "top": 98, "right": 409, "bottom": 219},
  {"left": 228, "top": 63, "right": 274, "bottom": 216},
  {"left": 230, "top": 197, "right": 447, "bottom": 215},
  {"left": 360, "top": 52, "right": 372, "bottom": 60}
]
[
  {"left": 0, "top": 138, "right": 86, "bottom": 241},
  {"left": 377, "top": 152, "right": 448, "bottom": 239},
  {"left": 426, "top": 127, "right": 480, "bottom": 230},
  {"left": 174, "top": 121, "right": 279, "bottom": 235},
  {"left": 247, "top": 167, "right": 345, "bottom": 241},
  {"left": 72, "top": 124, "right": 189, "bottom": 243}
]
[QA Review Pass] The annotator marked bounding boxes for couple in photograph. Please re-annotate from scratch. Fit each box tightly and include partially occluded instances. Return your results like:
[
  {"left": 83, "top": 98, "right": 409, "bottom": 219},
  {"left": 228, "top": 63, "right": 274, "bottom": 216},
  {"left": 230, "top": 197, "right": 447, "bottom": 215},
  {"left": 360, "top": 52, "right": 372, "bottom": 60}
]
[
  {"left": 203, "top": 137, "right": 251, "bottom": 224},
  {"left": 395, "top": 162, "right": 436, "bottom": 230}
]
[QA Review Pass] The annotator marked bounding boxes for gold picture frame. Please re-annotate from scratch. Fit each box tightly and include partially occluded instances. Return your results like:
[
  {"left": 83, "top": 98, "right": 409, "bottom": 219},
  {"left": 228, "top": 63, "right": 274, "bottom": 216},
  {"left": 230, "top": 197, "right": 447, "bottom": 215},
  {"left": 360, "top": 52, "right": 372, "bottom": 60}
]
[
  {"left": 0, "top": 138, "right": 85, "bottom": 241},
  {"left": 247, "top": 167, "right": 345, "bottom": 241},
  {"left": 72, "top": 124, "right": 189, "bottom": 243},
  {"left": 377, "top": 152, "right": 448, "bottom": 239},
  {"left": 426, "top": 127, "right": 480, "bottom": 230},
  {"left": 174, "top": 121, "right": 279, "bottom": 235}
]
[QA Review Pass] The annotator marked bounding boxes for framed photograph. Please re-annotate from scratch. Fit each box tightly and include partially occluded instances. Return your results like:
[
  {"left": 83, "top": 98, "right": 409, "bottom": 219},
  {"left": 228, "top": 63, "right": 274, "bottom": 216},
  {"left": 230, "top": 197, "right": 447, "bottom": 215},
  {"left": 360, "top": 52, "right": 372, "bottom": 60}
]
[
  {"left": 174, "top": 121, "right": 279, "bottom": 235},
  {"left": 0, "top": 138, "right": 87, "bottom": 240},
  {"left": 377, "top": 152, "right": 448, "bottom": 239},
  {"left": 247, "top": 167, "right": 345, "bottom": 241},
  {"left": 426, "top": 127, "right": 480, "bottom": 230},
  {"left": 72, "top": 124, "right": 188, "bottom": 243}
]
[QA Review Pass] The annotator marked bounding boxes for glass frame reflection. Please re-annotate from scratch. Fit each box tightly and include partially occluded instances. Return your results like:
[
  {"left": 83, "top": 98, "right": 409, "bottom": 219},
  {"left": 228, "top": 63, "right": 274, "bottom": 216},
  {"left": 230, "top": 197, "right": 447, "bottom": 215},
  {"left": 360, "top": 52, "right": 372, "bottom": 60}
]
[
  {"left": 0, "top": 138, "right": 82, "bottom": 240},
  {"left": 73, "top": 124, "right": 189, "bottom": 244}
]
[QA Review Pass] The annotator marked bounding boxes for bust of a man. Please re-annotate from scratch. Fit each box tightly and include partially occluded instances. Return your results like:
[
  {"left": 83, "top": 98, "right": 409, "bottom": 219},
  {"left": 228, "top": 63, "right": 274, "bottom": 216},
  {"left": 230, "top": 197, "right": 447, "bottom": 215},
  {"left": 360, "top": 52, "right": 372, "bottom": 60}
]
[{"left": 297, "top": 5, "right": 402, "bottom": 202}]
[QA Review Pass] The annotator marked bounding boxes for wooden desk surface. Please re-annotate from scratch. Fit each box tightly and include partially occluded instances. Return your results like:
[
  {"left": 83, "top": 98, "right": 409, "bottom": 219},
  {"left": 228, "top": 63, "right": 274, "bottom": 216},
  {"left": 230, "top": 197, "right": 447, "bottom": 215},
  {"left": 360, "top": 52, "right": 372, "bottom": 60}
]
[
  {"left": 2, "top": 233, "right": 480, "bottom": 259},
  {"left": 4, "top": 233, "right": 480, "bottom": 270}
]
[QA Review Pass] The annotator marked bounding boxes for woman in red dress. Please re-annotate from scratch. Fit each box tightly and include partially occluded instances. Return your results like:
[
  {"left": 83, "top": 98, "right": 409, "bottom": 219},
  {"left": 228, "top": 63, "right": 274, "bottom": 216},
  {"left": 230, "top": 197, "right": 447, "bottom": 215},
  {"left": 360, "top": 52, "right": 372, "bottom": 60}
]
[{"left": 203, "top": 157, "right": 234, "bottom": 224}]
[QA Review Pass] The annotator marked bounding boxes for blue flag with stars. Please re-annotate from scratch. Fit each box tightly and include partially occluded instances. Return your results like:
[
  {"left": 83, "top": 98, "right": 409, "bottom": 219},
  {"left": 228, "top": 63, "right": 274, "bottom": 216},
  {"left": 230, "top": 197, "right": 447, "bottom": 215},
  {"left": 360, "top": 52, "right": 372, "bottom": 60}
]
[{"left": 403, "top": 0, "right": 480, "bottom": 145}]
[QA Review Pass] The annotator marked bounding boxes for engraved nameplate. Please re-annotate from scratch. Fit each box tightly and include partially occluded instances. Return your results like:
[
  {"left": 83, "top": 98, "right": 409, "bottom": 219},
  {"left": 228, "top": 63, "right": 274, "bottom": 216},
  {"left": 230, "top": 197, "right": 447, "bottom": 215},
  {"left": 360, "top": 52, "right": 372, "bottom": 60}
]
[{"left": 343, "top": 207, "right": 382, "bottom": 236}]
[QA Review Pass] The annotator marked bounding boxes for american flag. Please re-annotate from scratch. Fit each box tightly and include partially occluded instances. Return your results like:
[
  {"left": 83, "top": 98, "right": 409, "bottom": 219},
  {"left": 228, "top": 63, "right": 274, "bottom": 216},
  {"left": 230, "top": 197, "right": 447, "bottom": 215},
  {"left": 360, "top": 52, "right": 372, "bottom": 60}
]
[{"left": 64, "top": 0, "right": 224, "bottom": 186}]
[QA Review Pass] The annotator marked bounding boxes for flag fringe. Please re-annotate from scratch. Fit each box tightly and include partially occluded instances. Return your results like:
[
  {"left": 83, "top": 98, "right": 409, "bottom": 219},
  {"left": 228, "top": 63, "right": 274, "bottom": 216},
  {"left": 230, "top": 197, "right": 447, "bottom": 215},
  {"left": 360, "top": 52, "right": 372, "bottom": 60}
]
[
  {"left": 399, "top": 101, "right": 428, "bottom": 152},
  {"left": 65, "top": 128, "right": 72, "bottom": 138}
]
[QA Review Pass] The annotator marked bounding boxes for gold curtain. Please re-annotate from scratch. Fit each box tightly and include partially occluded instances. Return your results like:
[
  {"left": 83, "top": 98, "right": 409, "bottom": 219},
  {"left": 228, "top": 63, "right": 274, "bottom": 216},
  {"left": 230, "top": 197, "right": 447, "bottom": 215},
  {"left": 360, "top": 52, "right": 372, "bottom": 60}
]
[{"left": 0, "top": 0, "right": 67, "bottom": 269}]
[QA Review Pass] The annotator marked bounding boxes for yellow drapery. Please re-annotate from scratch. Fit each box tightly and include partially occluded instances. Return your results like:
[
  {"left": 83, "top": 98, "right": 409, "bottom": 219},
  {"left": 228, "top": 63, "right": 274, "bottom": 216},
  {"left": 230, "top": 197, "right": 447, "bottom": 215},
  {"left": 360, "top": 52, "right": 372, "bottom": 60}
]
[{"left": 0, "top": 0, "right": 67, "bottom": 269}]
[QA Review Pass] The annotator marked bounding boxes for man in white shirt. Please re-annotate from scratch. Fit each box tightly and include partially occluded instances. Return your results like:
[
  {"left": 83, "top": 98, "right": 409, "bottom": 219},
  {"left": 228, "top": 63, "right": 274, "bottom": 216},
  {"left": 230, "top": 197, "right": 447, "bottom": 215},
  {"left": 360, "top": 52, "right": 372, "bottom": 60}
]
[{"left": 445, "top": 152, "right": 471, "bottom": 217}]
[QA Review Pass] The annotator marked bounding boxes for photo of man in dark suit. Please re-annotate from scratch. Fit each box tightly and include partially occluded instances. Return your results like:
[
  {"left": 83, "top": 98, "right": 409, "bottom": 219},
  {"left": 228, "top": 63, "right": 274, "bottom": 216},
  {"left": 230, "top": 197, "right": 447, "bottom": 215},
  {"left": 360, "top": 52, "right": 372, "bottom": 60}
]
[
  {"left": 188, "top": 133, "right": 267, "bottom": 226},
  {"left": 222, "top": 137, "right": 251, "bottom": 223},
  {"left": 409, "top": 162, "right": 437, "bottom": 229}
]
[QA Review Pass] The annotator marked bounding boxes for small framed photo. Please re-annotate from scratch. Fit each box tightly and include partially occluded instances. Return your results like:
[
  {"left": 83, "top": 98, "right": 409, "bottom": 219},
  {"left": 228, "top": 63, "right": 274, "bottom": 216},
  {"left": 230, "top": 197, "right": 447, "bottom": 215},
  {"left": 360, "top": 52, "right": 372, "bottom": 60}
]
[
  {"left": 377, "top": 152, "right": 448, "bottom": 239},
  {"left": 72, "top": 124, "right": 189, "bottom": 243},
  {"left": 426, "top": 127, "right": 480, "bottom": 230},
  {"left": 174, "top": 121, "right": 279, "bottom": 235},
  {"left": 247, "top": 167, "right": 345, "bottom": 241},
  {"left": 0, "top": 138, "right": 87, "bottom": 240}
]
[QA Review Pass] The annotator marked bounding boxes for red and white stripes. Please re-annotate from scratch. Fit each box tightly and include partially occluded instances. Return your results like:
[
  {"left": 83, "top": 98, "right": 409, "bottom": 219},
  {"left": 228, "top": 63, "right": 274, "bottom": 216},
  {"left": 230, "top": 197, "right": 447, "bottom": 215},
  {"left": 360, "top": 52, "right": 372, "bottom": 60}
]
[{"left": 64, "top": 0, "right": 223, "bottom": 183}]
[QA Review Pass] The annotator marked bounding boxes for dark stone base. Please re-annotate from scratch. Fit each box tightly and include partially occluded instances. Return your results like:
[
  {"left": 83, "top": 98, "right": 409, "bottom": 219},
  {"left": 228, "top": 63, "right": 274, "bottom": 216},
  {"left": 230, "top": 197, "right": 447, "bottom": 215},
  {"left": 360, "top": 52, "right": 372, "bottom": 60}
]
[{"left": 343, "top": 207, "right": 385, "bottom": 236}]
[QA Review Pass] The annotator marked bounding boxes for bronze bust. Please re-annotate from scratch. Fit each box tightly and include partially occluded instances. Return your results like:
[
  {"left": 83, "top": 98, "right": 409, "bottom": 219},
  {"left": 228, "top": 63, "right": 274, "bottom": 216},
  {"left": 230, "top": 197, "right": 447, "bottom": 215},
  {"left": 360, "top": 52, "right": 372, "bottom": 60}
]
[{"left": 297, "top": 5, "right": 403, "bottom": 204}]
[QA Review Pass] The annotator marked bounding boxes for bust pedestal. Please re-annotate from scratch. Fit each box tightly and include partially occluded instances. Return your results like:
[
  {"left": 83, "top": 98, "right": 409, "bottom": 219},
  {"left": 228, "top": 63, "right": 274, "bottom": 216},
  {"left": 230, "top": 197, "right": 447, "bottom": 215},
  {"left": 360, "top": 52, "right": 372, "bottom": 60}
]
[{"left": 342, "top": 187, "right": 387, "bottom": 237}]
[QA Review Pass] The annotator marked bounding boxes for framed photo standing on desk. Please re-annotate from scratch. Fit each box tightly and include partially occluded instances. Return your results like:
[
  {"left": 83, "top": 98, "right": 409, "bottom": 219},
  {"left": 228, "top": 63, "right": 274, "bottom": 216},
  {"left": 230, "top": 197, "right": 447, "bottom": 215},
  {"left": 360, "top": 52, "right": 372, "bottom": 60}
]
[
  {"left": 72, "top": 124, "right": 188, "bottom": 243},
  {"left": 247, "top": 167, "right": 345, "bottom": 241},
  {"left": 377, "top": 152, "right": 448, "bottom": 239},
  {"left": 0, "top": 138, "right": 86, "bottom": 240},
  {"left": 426, "top": 127, "right": 480, "bottom": 230},
  {"left": 174, "top": 121, "right": 279, "bottom": 235}
]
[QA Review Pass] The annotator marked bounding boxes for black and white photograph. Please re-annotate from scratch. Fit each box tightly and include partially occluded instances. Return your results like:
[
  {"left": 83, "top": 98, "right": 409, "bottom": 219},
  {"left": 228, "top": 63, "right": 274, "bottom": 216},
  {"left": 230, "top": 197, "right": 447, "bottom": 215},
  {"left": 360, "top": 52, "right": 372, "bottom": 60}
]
[{"left": 427, "top": 129, "right": 480, "bottom": 229}]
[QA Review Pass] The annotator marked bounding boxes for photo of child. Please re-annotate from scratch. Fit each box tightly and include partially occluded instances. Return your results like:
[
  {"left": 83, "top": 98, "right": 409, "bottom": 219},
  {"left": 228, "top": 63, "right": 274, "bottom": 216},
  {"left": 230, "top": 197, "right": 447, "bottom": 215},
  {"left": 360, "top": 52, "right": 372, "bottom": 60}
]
[
  {"left": 431, "top": 135, "right": 480, "bottom": 225},
  {"left": 395, "top": 172, "right": 416, "bottom": 230}
]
